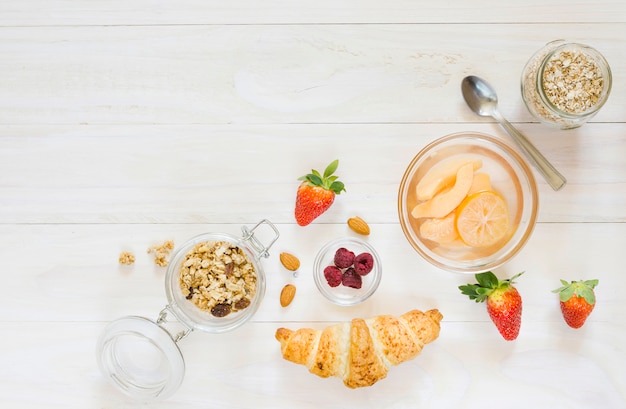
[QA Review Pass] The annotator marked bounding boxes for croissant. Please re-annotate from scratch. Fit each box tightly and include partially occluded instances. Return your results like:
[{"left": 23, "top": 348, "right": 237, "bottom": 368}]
[{"left": 275, "top": 308, "right": 442, "bottom": 388}]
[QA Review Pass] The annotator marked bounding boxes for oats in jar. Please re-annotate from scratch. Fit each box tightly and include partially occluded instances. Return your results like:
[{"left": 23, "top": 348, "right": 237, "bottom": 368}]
[
  {"left": 542, "top": 49, "right": 604, "bottom": 114},
  {"left": 521, "top": 41, "right": 611, "bottom": 129},
  {"left": 179, "top": 241, "right": 256, "bottom": 318}
]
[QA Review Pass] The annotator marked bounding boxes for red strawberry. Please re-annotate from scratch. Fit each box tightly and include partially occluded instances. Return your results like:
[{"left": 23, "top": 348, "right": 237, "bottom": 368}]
[
  {"left": 552, "top": 279, "right": 598, "bottom": 328},
  {"left": 294, "top": 160, "right": 345, "bottom": 226},
  {"left": 459, "top": 271, "right": 523, "bottom": 341}
]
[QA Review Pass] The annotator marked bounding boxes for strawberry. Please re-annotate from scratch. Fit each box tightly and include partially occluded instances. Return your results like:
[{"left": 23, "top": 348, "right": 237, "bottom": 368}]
[
  {"left": 552, "top": 279, "right": 599, "bottom": 328},
  {"left": 294, "top": 159, "right": 345, "bottom": 226},
  {"left": 459, "top": 271, "right": 523, "bottom": 341}
]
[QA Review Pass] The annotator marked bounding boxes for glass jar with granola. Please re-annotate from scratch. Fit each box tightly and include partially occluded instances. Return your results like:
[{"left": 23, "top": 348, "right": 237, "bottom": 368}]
[
  {"left": 521, "top": 40, "right": 612, "bottom": 129},
  {"left": 96, "top": 220, "right": 279, "bottom": 401}
]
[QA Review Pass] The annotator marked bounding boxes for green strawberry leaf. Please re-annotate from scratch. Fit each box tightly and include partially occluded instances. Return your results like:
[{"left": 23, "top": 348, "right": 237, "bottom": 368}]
[
  {"left": 458, "top": 284, "right": 489, "bottom": 302},
  {"left": 460, "top": 271, "right": 523, "bottom": 304},
  {"left": 509, "top": 272, "right": 524, "bottom": 283},
  {"left": 323, "top": 159, "right": 339, "bottom": 178},
  {"left": 307, "top": 174, "right": 323, "bottom": 186},
  {"left": 581, "top": 288, "right": 596, "bottom": 305},
  {"left": 297, "top": 160, "right": 344, "bottom": 193},
  {"left": 553, "top": 279, "right": 598, "bottom": 304},
  {"left": 476, "top": 271, "right": 498, "bottom": 289},
  {"left": 329, "top": 181, "right": 345, "bottom": 194},
  {"left": 458, "top": 284, "right": 480, "bottom": 301},
  {"left": 552, "top": 280, "right": 570, "bottom": 295},
  {"left": 559, "top": 286, "right": 575, "bottom": 302},
  {"left": 458, "top": 283, "right": 477, "bottom": 294}
]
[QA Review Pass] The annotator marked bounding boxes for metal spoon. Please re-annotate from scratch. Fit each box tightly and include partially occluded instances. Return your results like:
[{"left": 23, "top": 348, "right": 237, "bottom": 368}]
[{"left": 461, "top": 75, "right": 566, "bottom": 191}]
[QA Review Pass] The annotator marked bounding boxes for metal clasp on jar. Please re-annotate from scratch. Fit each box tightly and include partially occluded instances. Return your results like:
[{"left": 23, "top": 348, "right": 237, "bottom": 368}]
[
  {"left": 241, "top": 219, "right": 280, "bottom": 259},
  {"left": 157, "top": 306, "right": 194, "bottom": 342}
]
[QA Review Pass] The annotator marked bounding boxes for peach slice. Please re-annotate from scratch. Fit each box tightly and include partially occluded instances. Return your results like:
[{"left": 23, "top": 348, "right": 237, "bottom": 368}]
[
  {"left": 419, "top": 212, "right": 458, "bottom": 244},
  {"left": 411, "top": 162, "right": 474, "bottom": 219},
  {"left": 415, "top": 157, "right": 482, "bottom": 201},
  {"left": 468, "top": 172, "right": 491, "bottom": 195}
]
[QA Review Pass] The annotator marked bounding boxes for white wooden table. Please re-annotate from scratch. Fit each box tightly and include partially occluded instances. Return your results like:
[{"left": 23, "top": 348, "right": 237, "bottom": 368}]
[{"left": 1, "top": 1, "right": 625, "bottom": 408}]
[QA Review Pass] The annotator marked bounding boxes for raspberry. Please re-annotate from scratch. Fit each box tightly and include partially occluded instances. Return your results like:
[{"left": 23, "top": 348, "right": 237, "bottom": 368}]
[
  {"left": 333, "top": 247, "right": 355, "bottom": 269},
  {"left": 323, "top": 265, "right": 343, "bottom": 287},
  {"left": 342, "top": 267, "right": 362, "bottom": 289},
  {"left": 354, "top": 252, "right": 374, "bottom": 276}
]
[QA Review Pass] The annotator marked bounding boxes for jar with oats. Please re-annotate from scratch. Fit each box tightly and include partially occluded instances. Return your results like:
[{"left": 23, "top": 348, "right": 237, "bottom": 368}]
[{"left": 521, "top": 40, "right": 612, "bottom": 129}]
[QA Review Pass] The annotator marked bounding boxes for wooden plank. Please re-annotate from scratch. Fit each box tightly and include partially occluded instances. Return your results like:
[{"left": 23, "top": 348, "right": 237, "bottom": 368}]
[
  {"left": 0, "top": 320, "right": 623, "bottom": 408},
  {"left": 0, "top": 223, "right": 623, "bottom": 323},
  {"left": 0, "top": 1, "right": 625, "bottom": 25},
  {"left": 0, "top": 124, "right": 624, "bottom": 224},
  {"left": 0, "top": 25, "right": 623, "bottom": 125}
]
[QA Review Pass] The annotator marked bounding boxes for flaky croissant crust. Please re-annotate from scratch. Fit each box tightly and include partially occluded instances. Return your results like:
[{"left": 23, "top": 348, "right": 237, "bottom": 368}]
[{"left": 275, "top": 308, "right": 442, "bottom": 388}]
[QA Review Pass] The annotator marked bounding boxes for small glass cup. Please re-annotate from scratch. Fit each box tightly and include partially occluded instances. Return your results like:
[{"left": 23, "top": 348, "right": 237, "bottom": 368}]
[
  {"left": 313, "top": 237, "right": 382, "bottom": 306},
  {"left": 521, "top": 40, "right": 612, "bottom": 129}
]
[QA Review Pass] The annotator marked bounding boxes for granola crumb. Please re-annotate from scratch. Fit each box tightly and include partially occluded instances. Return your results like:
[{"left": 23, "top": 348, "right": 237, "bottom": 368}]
[
  {"left": 118, "top": 251, "right": 135, "bottom": 265},
  {"left": 147, "top": 240, "right": 175, "bottom": 267}
]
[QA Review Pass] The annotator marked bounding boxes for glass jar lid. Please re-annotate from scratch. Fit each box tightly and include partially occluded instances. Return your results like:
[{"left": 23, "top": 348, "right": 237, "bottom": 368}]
[{"left": 96, "top": 316, "right": 185, "bottom": 402}]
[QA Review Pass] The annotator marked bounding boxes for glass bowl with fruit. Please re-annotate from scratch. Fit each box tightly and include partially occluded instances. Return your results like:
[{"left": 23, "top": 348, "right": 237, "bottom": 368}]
[
  {"left": 313, "top": 237, "right": 382, "bottom": 306},
  {"left": 398, "top": 132, "right": 538, "bottom": 273}
]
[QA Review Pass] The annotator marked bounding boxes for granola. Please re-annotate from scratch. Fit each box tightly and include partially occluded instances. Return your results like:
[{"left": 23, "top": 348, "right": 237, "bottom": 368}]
[
  {"left": 179, "top": 241, "right": 256, "bottom": 317},
  {"left": 118, "top": 251, "right": 135, "bottom": 265},
  {"left": 148, "top": 240, "right": 175, "bottom": 267}
]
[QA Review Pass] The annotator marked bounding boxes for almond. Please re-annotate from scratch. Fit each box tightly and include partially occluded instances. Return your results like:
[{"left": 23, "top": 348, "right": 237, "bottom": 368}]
[
  {"left": 279, "top": 252, "right": 300, "bottom": 271},
  {"left": 280, "top": 284, "right": 296, "bottom": 307},
  {"left": 347, "top": 216, "right": 370, "bottom": 235}
]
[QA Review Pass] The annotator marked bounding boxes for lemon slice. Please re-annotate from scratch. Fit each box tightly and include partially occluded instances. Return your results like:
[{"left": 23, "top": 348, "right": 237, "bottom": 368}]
[{"left": 455, "top": 191, "right": 510, "bottom": 248}]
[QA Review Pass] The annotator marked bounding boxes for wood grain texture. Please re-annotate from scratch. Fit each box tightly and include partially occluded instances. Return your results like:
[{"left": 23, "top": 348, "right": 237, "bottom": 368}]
[
  {"left": 0, "top": 1, "right": 624, "bottom": 407},
  {"left": 1, "top": 1, "right": 625, "bottom": 25},
  {"left": 0, "top": 25, "right": 624, "bottom": 125},
  {"left": 0, "top": 124, "right": 624, "bottom": 224}
]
